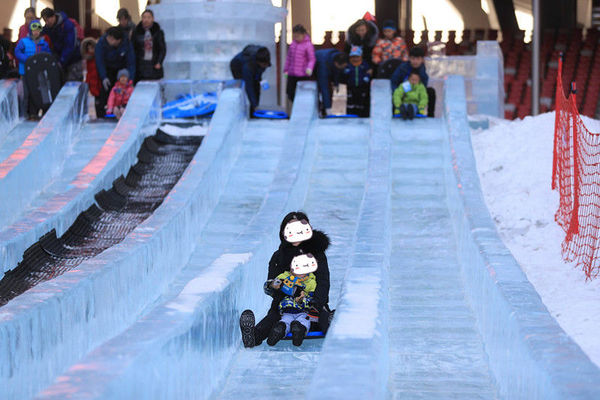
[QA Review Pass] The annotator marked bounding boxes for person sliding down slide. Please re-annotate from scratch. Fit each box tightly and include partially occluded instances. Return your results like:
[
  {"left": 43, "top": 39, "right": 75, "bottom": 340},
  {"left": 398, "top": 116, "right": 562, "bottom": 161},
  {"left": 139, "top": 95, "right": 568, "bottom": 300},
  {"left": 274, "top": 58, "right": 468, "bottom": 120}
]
[{"left": 239, "top": 211, "right": 332, "bottom": 347}]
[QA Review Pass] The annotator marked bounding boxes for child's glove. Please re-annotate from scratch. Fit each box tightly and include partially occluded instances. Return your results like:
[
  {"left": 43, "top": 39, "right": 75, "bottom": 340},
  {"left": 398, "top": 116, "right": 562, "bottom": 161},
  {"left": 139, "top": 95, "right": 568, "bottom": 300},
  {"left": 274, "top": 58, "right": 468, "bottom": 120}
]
[
  {"left": 305, "top": 68, "right": 312, "bottom": 76},
  {"left": 402, "top": 81, "right": 411, "bottom": 92},
  {"left": 260, "top": 80, "right": 269, "bottom": 90},
  {"left": 102, "top": 78, "right": 111, "bottom": 91}
]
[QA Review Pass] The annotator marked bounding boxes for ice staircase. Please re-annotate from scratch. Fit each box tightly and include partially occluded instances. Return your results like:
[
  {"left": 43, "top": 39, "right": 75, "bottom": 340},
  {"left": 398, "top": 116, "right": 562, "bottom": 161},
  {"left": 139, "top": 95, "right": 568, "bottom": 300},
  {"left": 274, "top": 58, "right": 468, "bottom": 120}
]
[{"left": 0, "top": 79, "right": 599, "bottom": 399}]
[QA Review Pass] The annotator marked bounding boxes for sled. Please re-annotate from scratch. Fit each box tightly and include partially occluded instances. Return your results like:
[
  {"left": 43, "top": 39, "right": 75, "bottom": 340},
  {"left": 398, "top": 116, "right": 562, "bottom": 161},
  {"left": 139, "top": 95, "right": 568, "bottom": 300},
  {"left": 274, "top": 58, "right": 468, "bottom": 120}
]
[
  {"left": 393, "top": 112, "right": 427, "bottom": 119},
  {"left": 253, "top": 109, "right": 288, "bottom": 119},
  {"left": 326, "top": 114, "right": 359, "bottom": 118},
  {"left": 162, "top": 92, "right": 218, "bottom": 119},
  {"left": 24, "top": 52, "right": 62, "bottom": 113}
]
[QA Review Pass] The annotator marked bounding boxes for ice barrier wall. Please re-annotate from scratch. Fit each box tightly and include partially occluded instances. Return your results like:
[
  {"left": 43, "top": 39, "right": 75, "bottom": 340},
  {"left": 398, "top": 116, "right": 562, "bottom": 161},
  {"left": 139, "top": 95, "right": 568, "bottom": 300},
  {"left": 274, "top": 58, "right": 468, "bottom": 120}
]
[
  {"left": 35, "top": 81, "right": 318, "bottom": 400},
  {"left": 0, "top": 86, "right": 247, "bottom": 400},
  {"left": 307, "top": 80, "right": 392, "bottom": 399},
  {"left": 428, "top": 41, "right": 504, "bottom": 117},
  {"left": 443, "top": 75, "right": 600, "bottom": 399},
  {"left": 0, "top": 82, "right": 161, "bottom": 277},
  {"left": 0, "top": 80, "right": 19, "bottom": 139},
  {"left": 0, "top": 82, "right": 87, "bottom": 230}
]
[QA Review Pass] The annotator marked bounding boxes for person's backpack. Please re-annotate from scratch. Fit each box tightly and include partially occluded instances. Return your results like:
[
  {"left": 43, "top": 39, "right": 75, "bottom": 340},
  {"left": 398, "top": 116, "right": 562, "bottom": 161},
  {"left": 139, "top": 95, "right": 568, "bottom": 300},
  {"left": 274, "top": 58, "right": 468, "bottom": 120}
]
[{"left": 69, "top": 18, "right": 84, "bottom": 41}]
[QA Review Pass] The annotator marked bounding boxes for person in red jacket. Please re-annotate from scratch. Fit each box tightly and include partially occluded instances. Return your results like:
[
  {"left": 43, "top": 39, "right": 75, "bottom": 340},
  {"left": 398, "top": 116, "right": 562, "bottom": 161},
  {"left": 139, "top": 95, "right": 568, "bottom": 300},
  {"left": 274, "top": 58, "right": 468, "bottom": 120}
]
[
  {"left": 81, "top": 38, "right": 102, "bottom": 118},
  {"left": 106, "top": 69, "right": 134, "bottom": 120}
]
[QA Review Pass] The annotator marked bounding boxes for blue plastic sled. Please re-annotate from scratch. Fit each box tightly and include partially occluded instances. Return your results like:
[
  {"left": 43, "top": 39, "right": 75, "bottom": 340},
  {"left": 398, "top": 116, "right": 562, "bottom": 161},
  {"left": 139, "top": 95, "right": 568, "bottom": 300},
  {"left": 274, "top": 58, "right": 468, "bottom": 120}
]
[
  {"left": 162, "top": 92, "right": 218, "bottom": 119},
  {"left": 283, "top": 330, "right": 325, "bottom": 339},
  {"left": 325, "top": 114, "right": 359, "bottom": 118},
  {"left": 104, "top": 113, "right": 116, "bottom": 118},
  {"left": 253, "top": 109, "right": 289, "bottom": 119},
  {"left": 393, "top": 113, "right": 427, "bottom": 119}
]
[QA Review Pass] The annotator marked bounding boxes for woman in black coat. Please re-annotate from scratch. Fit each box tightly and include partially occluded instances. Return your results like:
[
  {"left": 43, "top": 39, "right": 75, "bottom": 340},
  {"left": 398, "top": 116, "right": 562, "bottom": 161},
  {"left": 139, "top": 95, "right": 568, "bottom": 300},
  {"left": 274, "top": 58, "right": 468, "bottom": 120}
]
[
  {"left": 240, "top": 211, "right": 331, "bottom": 348},
  {"left": 132, "top": 9, "right": 166, "bottom": 82}
]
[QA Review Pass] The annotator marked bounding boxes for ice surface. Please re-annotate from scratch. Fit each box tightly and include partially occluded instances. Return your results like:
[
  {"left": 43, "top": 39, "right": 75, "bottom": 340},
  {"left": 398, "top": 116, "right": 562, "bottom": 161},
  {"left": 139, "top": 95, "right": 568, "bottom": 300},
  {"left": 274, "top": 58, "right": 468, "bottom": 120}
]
[
  {"left": 0, "top": 80, "right": 19, "bottom": 138},
  {"left": 150, "top": 1, "right": 285, "bottom": 107},
  {"left": 0, "top": 82, "right": 162, "bottom": 277},
  {"left": 443, "top": 75, "right": 600, "bottom": 398},
  {"left": 0, "top": 82, "right": 87, "bottom": 231}
]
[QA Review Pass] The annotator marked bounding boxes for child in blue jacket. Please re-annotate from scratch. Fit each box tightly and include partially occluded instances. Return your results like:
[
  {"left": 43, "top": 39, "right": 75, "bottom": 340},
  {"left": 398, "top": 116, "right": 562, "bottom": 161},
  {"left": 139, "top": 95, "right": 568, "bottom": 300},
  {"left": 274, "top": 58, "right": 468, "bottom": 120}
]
[
  {"left": 15, "top": 20, "right": 51, "bottom": 118},
  {"left": 342, "top": 45, "right": 372, "bottom": 117}
]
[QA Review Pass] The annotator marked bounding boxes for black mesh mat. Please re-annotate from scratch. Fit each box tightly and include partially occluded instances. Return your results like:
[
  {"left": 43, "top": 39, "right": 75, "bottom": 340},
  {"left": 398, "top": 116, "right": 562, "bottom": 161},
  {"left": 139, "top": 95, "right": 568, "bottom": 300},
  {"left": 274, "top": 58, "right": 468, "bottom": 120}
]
[{"left": 0, "top": 129, "right": 203, "bottom": 307}]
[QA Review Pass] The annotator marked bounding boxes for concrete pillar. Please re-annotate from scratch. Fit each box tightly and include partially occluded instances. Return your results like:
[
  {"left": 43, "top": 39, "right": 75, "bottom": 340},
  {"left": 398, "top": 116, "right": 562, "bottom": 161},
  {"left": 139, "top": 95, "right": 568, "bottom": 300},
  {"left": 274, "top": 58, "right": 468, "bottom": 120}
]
[
  {"left": 448, "top": 0, "right": 491, "bottom": 30},
  {"left": 291, "top": 0, "right": 311, "bottom": 34}
]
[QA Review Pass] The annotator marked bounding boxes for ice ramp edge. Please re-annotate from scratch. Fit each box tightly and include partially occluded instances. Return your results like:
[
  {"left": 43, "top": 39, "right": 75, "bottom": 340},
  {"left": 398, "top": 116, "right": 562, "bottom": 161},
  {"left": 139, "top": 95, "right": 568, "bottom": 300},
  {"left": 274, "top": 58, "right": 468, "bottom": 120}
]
[
  {"left": 0, "top": 79, "right": 19, "bottom": 139},
  {"left": 306, "top": 79, "right": 392, "bottom": 399},
  {"left": 0, "top": 87, "right": 248, "bottom": 400},
  {"left": 443, "top": 75, "right": 600, "bottom": 399},
  {"left": 0, "top": 82, "right": 161, "bottom": 277},
  {"left": 0, "top": 82, "right": 87, "bottom": 230},
  {"left": 35, "top": 81, "right": 319, "bottom": 400}
]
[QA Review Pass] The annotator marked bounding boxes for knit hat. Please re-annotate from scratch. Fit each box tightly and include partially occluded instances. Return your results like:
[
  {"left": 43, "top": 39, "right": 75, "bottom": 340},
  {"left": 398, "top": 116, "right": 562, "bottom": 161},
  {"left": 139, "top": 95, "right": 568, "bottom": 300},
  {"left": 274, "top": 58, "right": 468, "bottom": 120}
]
[
  {"left": 382, "top": 20, "right": 397, "bottom": 31},
  {"left": 29, "top": 20, "right": 42, "bottom": 33},
  {"left": 349, "top": 45, "right": 363, "bottom": 57},
  {"left": 117, "top": 68, "right": 129, "bottom": 80}
]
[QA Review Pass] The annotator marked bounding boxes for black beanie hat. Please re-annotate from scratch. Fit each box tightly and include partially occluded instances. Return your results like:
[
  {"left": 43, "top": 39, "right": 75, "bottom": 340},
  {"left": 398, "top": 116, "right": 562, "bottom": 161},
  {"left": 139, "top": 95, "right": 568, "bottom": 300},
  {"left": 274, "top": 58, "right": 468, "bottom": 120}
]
[
  {"left": 256, "top": 47, "right": 271, "bottom": 67},
  {"left": 409, "top": 46, "right": 425, "bottom": 57},
  {"left": 279, "top": 211, "right": 309, "bottom": 242}
]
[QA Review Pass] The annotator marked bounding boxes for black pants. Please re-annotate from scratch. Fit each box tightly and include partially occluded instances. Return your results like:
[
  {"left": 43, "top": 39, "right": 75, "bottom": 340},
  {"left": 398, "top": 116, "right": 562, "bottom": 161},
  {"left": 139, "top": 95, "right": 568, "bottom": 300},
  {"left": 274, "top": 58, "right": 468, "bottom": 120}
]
[
  {"left": 427, "top": 87, "right": 436, "bottom": 117},
  {"left": 286, "top": 76, "right": 310, "bottom": 102},
  {"left": 347, "top": 85, "right": 370, "bottom": 117},
  {"left": 254, "top": 306, "right": 281, "bottom": 345},
  {"left": 97, "top": 68, "right": 118, "bottom": 118}
]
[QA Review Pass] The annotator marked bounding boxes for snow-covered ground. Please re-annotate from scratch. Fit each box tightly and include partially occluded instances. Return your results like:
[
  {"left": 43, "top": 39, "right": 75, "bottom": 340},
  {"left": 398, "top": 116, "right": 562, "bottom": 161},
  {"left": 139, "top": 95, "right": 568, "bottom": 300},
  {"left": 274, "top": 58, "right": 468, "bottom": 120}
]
[{"left": 470, "top": 112, "right": 600, "bottom": 367}]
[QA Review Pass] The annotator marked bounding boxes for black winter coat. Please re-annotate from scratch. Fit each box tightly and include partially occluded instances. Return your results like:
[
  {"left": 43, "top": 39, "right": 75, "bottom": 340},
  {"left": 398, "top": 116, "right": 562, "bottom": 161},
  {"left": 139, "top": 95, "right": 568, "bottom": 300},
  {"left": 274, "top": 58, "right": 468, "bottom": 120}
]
[
  {"left": 132, "top": 22, "right": 166, "bottom": 80},
  {"left": 266, "top": 230, "right": 330, "bottom": 311}
]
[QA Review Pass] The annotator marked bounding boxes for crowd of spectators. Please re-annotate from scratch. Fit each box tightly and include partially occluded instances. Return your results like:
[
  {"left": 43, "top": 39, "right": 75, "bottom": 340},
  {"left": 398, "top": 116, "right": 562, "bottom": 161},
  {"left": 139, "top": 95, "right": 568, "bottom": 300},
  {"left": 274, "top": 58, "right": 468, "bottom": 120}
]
[{"left": 0, "top": 6, "right": 166, "bottom": 120}]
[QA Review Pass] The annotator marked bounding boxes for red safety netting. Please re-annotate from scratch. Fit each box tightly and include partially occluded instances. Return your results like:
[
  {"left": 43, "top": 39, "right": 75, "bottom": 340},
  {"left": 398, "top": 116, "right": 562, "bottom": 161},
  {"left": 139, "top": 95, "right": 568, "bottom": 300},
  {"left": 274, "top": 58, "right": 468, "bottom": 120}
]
[{"left": 552, "top": 57, "right": 600, "bottom": 280}]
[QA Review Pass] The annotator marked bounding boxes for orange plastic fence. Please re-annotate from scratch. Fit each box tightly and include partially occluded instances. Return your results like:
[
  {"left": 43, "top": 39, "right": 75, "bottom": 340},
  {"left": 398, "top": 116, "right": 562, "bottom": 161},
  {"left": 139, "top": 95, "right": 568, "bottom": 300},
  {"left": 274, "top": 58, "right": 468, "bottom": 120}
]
[{"left": 552, "top": 57, "right": 600, "bottom": 280}]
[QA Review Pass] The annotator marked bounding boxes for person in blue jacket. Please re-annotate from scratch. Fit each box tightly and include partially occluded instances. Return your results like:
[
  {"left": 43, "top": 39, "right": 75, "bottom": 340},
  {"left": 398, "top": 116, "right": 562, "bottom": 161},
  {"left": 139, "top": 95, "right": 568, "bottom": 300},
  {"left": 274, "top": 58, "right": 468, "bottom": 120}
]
[
  {"left": 230, "top": 45, "right": 271, "bottom": 117},
  {"left": 95, "top": 27, "right": 136, "bottom": 118},
  {"left": 315, "top": 49, "right": 348, "bottom": 117},
  {"left": 390, "top": 46, "right": 436, "bottom": 117},
  {"left": 40, "top": 8, "right": 81, "bottom": 81},
  {"left": 15, "top": 19, "right": 51, "bottom": 119},
  {"left": 342, "top": 45, "right": 372, "bottom": 117}
]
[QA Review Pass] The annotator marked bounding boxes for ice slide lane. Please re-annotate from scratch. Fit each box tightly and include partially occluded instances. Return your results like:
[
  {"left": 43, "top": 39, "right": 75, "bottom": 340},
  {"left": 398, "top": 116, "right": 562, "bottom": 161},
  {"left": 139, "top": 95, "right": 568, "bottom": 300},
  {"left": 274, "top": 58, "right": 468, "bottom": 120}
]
[
  {"left": 0, "top": 82, "right": 87, "bottom": 232},
  {"left": 0, "top": 82, "right": 162, "bottom": 277}
]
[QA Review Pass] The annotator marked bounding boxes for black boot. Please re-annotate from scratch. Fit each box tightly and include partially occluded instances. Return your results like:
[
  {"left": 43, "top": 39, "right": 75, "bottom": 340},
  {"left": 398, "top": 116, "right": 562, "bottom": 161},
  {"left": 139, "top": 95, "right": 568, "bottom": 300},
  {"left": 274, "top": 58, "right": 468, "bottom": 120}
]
[
  {"left": 400, "top": 104, "right": 408, "bottom": 120},
  {"left": 407, "top": 104, "right": 415, "bottom": 120},
  {"left": 267, "top": 321, "right": 287, "bottom": 346},
  {"left": 239, "top": 310, "right": 256, "bottom": 348},
  {"left": 290, "top": 320, "right": 307, "bottom": 346}
]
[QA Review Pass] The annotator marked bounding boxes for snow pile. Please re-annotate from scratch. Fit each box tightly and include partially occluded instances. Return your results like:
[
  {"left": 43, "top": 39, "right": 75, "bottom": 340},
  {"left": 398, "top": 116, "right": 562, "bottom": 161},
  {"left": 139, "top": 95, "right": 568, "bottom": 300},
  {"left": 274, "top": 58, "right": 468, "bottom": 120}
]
[{"left": 470, "top": 112, "right": 600, "bottom": 367}]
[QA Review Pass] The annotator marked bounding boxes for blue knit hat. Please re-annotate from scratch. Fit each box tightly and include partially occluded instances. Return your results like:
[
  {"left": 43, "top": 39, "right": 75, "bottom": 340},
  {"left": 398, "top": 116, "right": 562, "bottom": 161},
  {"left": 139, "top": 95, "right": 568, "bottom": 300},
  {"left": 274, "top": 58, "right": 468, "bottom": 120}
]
[
  {"left": 117, "top": 68, "right": 129, "bottom": 80},
  {"left": 383, "top": 20, "right": 397, "bottom": 31},
  {"left": 349, "top": 45, "right": 362, "bottom": 57}
]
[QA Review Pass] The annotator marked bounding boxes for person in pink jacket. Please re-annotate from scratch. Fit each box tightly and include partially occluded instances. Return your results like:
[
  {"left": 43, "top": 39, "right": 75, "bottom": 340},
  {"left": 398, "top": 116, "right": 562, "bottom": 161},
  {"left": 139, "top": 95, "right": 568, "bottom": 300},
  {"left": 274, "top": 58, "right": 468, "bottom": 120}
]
[
  {"left": 106, "top": 69, "right": 134, "bottom": 120},
  {"left": 284, "top": 24, "right": 315, "bottom": 102}
]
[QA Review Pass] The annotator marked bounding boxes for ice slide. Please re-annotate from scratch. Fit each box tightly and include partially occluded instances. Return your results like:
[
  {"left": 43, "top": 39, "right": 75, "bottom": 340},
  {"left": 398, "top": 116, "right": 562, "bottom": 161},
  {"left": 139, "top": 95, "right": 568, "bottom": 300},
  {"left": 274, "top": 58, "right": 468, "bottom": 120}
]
[{"left": 1, "top": 79, "right": 598, "bottom": 399}]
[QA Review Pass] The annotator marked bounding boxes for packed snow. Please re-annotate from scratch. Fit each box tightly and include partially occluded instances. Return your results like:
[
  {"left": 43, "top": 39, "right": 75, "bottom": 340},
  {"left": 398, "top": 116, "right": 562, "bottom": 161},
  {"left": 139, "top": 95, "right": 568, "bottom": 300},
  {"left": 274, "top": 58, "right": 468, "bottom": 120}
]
[{"left": 470, "top": 112, "right": 600, "bottom": 367}]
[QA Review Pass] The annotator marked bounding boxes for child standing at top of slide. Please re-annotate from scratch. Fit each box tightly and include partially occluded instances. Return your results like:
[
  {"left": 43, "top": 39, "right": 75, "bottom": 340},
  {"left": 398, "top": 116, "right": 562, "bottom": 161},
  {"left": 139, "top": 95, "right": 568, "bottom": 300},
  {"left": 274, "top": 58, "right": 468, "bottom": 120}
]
[{"left": 284, "top": 24, "right": 315, "bottom": 102}]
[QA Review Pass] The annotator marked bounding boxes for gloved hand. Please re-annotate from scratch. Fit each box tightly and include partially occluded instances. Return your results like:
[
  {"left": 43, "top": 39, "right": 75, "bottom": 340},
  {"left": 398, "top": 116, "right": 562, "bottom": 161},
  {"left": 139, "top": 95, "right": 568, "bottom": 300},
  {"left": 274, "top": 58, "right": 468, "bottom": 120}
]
[
  {"left": 402, "top": 81, "right": 412, "bottom": 92},
  {"left": 283, "top": 72, "right": 288, "bottom": 78},
  {"left": 260, "top": 80, "right": 270, "bottom": 90},
  {"left": 325, "top": 108, "right": 333, "bottom": 116},
  {"left": 334, "top": 85, "right": 339, "bottom": 94},
  {"left": 102, "top": 78, "right": 111, "bottom": 91},
  {"left": 305, "top": 68, "right": 312, "bottom": 76}
]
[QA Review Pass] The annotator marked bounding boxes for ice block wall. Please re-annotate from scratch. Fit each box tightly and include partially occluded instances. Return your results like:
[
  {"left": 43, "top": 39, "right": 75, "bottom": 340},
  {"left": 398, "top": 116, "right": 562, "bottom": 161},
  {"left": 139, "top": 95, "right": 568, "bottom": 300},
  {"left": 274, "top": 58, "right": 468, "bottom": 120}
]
[
  {"left": 443, "top": 75, "right": 600, "bottom": 398},
  {"left": 0, "top": 80, "right": 19, "bottom": 138},
  {"left": 150, "top": 0, "right": 285, "bottom": 108},
  {"left": 427, "top": 41, "right": 504, "bottom": 117}
]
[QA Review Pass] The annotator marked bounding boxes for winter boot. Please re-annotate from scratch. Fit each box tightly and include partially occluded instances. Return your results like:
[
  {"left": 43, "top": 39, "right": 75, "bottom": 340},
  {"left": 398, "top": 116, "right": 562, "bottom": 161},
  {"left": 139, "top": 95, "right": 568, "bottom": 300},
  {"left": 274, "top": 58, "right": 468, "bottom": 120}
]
[
  {"left": 407, "top": 104, "right": 415, "bottom": 120},
  {"left": 400, "top": 104, "right": 408, "bottom": 120},
  {"left": 290, "top": 320, "right": 307, "bottom": 346},
  {"left": 267, "top": 321, "right": 287, "bottom": 346},
  {"left": 239, "top": 309, "right": 256, "bottom": 348}
]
